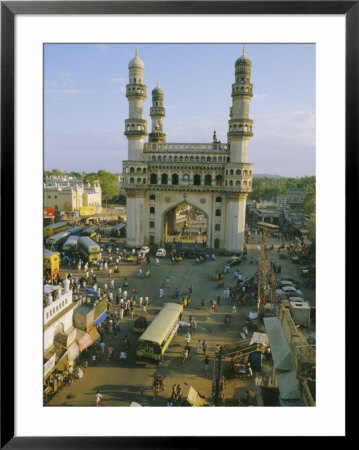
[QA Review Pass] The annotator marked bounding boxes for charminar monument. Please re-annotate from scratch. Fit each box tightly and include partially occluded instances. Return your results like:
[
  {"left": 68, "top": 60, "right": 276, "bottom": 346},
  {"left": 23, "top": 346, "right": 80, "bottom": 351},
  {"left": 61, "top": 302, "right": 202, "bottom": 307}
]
[{"left": 122, "top": 47, "right": 253, "bottom": 252}]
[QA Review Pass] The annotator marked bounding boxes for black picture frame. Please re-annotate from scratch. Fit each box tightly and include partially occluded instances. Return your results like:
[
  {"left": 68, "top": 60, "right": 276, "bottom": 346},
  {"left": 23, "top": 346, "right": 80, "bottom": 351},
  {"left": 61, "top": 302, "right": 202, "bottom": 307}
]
[{"left": 1, "top": 1, "right": 354, "bottom": 447}]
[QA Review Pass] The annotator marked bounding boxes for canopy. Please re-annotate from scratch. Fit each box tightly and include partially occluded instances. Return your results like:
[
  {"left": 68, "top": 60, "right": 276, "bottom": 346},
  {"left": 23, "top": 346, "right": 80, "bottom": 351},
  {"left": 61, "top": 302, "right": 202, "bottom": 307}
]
[
  {"left": 77, "top": 329, "right": 95, "bottom": 352},
  {"left": 85, "top": 288, "right": 100, "bottom": 298},
  {"left": 94, "top": 311, "right": 107, "bottom": 325},
  {"left": 88, "top": 326, "right": 100, "bottom": 343}
]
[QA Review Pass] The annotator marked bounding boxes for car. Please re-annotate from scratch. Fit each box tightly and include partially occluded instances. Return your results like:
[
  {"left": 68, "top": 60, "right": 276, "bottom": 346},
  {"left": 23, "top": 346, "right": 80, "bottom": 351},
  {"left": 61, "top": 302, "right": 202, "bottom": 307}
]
[
  {"left": 139, "top": 246, "right": 150, "bottom": 256},
  {"left": 227, "top": 256, "right": 242, "bottom": 266},
  {"left": 156, "top": 248, "right": 166, "bottom": 257},
  {"left": 133, "top": 316, "right": 147, "bottom": 333},
  {"left": 123, "top": 255, "right": 134, "bottom": 262}
]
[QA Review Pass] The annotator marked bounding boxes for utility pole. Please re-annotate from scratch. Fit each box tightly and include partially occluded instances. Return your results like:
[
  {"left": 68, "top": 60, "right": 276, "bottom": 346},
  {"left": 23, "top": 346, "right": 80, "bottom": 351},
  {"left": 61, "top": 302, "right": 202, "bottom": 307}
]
[{"left": 257, "top": 229, "right": 267, "bottom": 329}]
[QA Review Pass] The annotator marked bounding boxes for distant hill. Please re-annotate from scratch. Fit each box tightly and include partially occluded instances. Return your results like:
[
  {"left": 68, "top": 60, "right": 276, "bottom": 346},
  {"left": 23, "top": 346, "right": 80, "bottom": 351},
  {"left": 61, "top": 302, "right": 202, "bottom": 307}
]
[{"left": 253, "top": 173, "right": 283, "bottom": 179}]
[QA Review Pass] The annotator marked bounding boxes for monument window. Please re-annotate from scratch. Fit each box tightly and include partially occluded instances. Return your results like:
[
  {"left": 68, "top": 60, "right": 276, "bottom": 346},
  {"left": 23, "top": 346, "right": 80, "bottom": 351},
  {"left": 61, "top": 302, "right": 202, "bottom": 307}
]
[
  {"left": 215, "top": 209, "right": 221, "bottom": 217},
  {"left": 130, "top": 167, "right": 135, "bottom": 173},
  {"left": 193, "top": 174, "right": 201, "bottom": 185},
  {"left": 150, "top": 173, "right": 157, "bottom": 184},
  {"left": 215, "top": 175, "right": 223, "bottom": 187},
  {"left": 161, "top": 173, "right": 168, "bottom": 184},
  {"left": 215, "top": 224, "right": 221, "bottom": 231},
  {"left": 130, "top": 178, "right": 134, "bottom": 184},
  {"left": 204, "top": 174, "right": 212, "bottom": 186},
  {"left": 172, "top": 174, "right": 179, "bottom": 185},
  {"left": 149, "top": 221, "right": 155, "bottom": 228},
  {"left": 150, "top": 207, "right": 155, "bottom": 214},
  {"left": 216, "top": 197, "right": 222, "bottom": 203},
  {"left": 150, "top": 194, "right": 155, "bottom": 200},
  {"left": 230, "top": 170, "right": 234, "bottom": 175},
  {"left": 236, "top": 169, "right": 241, "bottom": 175}
]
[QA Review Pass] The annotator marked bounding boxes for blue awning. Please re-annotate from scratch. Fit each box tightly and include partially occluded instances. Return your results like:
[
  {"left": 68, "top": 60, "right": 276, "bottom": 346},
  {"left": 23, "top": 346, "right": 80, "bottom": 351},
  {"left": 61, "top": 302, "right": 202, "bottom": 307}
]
[
  {"left": 94, "top": 311, "right": 107, "bottom": 325},
  {"left": 85, "top": 288, "right": 100, "bottom": 297}
]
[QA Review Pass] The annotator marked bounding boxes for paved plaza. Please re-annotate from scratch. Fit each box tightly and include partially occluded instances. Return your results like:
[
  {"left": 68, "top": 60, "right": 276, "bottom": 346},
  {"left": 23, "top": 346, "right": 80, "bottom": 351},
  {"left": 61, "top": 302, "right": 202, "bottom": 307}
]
[{"left": 47, "top": 235, "right": 315, "bottom": 407}]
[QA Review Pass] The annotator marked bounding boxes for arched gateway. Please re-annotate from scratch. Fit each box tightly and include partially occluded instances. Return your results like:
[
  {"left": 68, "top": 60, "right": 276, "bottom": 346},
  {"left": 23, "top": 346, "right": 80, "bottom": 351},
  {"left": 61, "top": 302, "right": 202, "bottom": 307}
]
[{"left": 122, "top": 47, "right": 254, "bottom": 252}]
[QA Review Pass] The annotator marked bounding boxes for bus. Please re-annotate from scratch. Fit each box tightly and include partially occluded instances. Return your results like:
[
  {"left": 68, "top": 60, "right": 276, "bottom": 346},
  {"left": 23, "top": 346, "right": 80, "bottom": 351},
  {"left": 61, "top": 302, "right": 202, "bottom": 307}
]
[
  {"left": 43, "top": 250, "right": 60, "bottom": 280},
  {"left": 45, "top": 230, "right": 72, "bottom": 250},
  {"left": 78, "top": 236, "right": 101, "bottom": 262},
  {"left": 136, "top": 303, "right": 183, "bottom": 363},
  {"left": 81, "top": 225, "right": 100, "bottom": 238},
  {"left": 110, "top": 223, "right": 126, "bottom": 237},
  {"left": 44, "top": 221, "right": 68, "bottom": 239},
  {"left": 68, "top": 225, "right": 85, "bottom": 235},
  {"left": 256, "top": 222, "right": 280, "bottom": 232},
  {"left": 63, "top": 235, "right": 80, "bottom": 255}
]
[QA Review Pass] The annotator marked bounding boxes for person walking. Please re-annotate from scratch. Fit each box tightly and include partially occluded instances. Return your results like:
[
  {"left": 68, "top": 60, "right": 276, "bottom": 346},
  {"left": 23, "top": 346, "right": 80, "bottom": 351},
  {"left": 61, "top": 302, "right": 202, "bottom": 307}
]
[
  {"left": 96, "top": 390, "right": 104, "bottom": 406},
  {"left": 159, "top": 288, "right": 164, "bottom": 298},
  {"left": 171, "top": 384, "right": 177, "bottom": 402},
  {"left": 99, "top": 341, "right": 105, "bottom": 356},
  {"left": 204, "top": 355, "right": 210, "bottom": 374},
  {"left": 197, "top": 339, "right": 202, "bottom": 353},
  {"left": 188, "top": 284, "right": 193, "bottom": 294},
  {"left": 165, "top": 277, "right": 170, "bottom": 287},
  {"left": 185, "top": 331, "right": 191, "bottom": 345},
  {"left": 202, "top": 340, "right": 208, "bottom": 355},
  {"left": 201, "top": 299, "right": 206, "bottom": 310},
  {"left": 156, "top": 257, "right": 160, "bottom": 265}
]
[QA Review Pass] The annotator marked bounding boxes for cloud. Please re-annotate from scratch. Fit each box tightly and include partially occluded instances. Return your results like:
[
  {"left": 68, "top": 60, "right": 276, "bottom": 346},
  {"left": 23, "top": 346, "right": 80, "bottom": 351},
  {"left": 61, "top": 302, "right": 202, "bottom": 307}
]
[
  {"left": 45, "top": 88, "right": 89, "bottom": 97},
  {"left": 108, "top": 77, "right": 125, "bottom": 83},
  {"left": 95, "top": 44, "right": 110, "bottom": 53},
  {"left": 253, "top": 110, "right": 315, "bottom": 146},
  {"left": 253, "top": 93, "right": 268, "bottom": 101}
]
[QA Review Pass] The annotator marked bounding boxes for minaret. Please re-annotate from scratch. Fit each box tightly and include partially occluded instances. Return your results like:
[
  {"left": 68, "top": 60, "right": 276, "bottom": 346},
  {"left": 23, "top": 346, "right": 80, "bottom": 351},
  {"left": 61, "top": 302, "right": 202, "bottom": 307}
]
[
  {"left": 124, "top": 48, "right": 148, "bottom": 160},
  {"left": 227, "top": 45, "right": 253, "bottom": 162},
  {"left": 149, "top": 80, "right": 166, "bottom": 143}
]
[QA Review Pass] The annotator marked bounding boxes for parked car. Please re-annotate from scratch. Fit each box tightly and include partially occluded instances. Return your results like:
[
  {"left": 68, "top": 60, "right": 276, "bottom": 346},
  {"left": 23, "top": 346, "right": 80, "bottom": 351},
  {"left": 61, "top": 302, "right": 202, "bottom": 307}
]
[
  {"left": 139, "top": 246, "right": 150, "bottom": 256},
  {"left": 156, "top": 248, "right": 166, "bottom": 257},
  {"left": 227, "top": 256, "right": 242, "bottom": 266}
]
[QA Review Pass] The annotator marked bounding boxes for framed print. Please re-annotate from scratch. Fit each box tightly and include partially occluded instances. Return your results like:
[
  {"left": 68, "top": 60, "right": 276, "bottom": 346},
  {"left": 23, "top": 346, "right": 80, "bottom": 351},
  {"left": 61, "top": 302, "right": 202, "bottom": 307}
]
[{"left": 1, "top": 1, "right": 355, "bottom": 446}]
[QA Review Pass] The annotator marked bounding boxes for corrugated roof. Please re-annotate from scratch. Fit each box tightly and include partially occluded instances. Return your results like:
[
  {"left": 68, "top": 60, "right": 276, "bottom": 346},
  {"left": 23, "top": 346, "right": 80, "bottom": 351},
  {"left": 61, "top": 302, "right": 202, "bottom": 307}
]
[{"left": 263, "top": 317, "right": 296, "bottom": 371}]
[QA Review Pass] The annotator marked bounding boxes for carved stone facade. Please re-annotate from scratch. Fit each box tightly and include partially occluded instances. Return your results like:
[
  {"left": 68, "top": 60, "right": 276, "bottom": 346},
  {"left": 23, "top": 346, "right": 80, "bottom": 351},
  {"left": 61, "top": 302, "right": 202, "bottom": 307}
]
[{"left": 122, "top": 47, "right": 254, "bottom": 251}]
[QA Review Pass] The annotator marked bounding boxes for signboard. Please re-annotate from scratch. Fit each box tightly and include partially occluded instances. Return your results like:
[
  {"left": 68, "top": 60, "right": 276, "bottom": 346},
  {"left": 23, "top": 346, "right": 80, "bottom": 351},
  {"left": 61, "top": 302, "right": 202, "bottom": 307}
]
[
  {"left": 44, "top": 208, "right": 55, "bottom": 218},
  {"left": 60, "top": 211, "right": 79, "bottom": 221},
  {"left": 80, "top": 206, "right": 95, "bottom": 216}
]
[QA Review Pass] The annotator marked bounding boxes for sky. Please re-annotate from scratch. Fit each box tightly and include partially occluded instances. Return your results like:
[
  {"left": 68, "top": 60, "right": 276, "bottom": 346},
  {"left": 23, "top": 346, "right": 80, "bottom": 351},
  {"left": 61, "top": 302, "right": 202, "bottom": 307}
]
[{"left": 44, "top": 43, "right": 315, "bottom": 177}]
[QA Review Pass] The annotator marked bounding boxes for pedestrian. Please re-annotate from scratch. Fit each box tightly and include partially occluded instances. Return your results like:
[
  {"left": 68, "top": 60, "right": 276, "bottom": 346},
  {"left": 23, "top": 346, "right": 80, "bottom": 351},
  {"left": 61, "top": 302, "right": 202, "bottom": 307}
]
[
  {"left": 165, "top": 277, "right": 170, "bottom": 287},
  {"left": 202, "top": 340, "right": 208, "bottom": 355},
  {"left": 185, "top": 331, "right": 191, "bottom": 345},
  {"left": 171, "top": 384, "right": 177, "bottom": 402},
  {"left": 139, "top": 296, "right": 143, "bottom": 307},
  {"left": 175, "top": 385, "right": 183, "bottom": 404},
  {"left": 144, "top": 297, "right": 149, "bottom": 306},
  {"left": 188, "top": 283, "right": 193, "bottom": 294},
  {"left": 96, "top": 390, "right": 104, "bottom": 406},
  {"left": 107, "top": 344, "right": 113, "bottom": 360},
  {"left": 156, "top": 257, "right": 160, "bottom": 265},
  {"left": 99, "top": 341, "right": 105, "bottom": 356},
  {"left": 110, "top": 279, "right": 115, "bottom": 290},
  {"left": 232, "top": 305, "right": 237, "bottom": 315},
  {"left": 159, "top": 288, "right": 164, "bottom": 298},
  {"left": 201, "top": 299, "right": 205, "bottom": 310},
  {"left": 142, "top": 304, "right": 147, "bottom": 315},
  {"left": 247, "top": 363, "right": 253, "bottom": 377},
  {"left": 217, "top": 295, "right": 221, "bottom": 306},
  {"left": 197, "top": 339, "right": 202, "bottom": 353},
  {"left": 138, "top": 268, "right": 143, "bottom": 277},
  {"left": 204, "top": 355, "right": 209, "bottom": 374}
]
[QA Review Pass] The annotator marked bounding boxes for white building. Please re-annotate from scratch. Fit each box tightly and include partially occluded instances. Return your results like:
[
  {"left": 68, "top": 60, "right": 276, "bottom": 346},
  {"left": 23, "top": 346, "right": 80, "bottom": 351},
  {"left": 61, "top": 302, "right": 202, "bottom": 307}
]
[
  {"left": 122, "top": 47, "right": 254, "bottom": 251},
  {"left": 44, "top": 176, "right": 102, "bottom": 211}
]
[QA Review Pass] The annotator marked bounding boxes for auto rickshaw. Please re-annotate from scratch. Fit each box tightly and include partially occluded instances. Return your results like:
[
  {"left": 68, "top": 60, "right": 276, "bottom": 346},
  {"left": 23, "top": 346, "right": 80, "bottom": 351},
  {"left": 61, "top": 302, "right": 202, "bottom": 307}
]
[
  {"left": 180, "top": 294, "right": 191, "bottom": 308},
  {"left": 212, "top": 271, "right": 224, "bottom": 281}
]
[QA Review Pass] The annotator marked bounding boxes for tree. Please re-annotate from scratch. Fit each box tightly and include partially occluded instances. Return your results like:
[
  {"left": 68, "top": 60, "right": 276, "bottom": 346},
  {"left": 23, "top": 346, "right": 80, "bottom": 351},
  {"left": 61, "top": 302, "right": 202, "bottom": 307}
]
[{"left": 83, "top": 170, "right": 119, "bottom": 203}]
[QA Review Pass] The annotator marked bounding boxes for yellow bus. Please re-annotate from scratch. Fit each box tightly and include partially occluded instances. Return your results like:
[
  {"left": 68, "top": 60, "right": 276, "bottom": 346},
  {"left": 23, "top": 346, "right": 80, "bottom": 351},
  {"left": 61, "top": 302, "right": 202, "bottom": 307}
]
[
  {"left": 256, "top": 222, "right": 279, "bottom": 232},
  {"left": 136, "top": 303, "right": 183, "bottom": 363},
  {"left": 44, "top": 221, "right": 68, "bottom": 239},
  {"left": 78, "top": 236, "right": 101, "bottom": 263},
  {"left": 43, "top": 250, "right": 60, "bottom": 279},
  {"left": 81, "top": 225, "right": 99, "bottom": 239}
]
